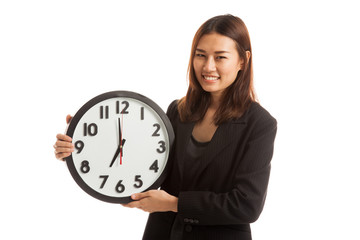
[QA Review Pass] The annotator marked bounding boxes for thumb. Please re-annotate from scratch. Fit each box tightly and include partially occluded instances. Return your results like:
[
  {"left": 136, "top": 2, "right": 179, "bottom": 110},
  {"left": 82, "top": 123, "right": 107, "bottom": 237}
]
[
  {"left": 131, "top": 191, "right": 150, "bottom": 200},
  {"left": 66, "top": 114, "right": 73, "bottom": 124}
]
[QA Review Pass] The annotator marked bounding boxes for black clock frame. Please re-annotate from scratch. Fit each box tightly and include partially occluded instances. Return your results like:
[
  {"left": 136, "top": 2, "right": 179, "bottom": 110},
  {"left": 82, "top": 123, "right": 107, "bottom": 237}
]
[{"left": 64, "top": 90, "right": 175, "bottom": 204}]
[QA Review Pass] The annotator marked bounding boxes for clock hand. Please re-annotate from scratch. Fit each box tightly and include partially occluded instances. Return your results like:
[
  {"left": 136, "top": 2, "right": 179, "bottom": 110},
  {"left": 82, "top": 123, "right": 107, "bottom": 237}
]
[
  {"left": 119, "top": 115, "right": 126, "bottom": 165},
  {"left": 120, "top": 139, "right": 126, "bottom": 161},
  {"left": 109, "top": 145, "right": 120, "bottom": 167},
  {"left": 109, "top": 118, "right": 123, "bottom": 167},
  {"left": 109, "top": 117, "right": 126, "bottom": 168},
  {"left": 119, "top": 117, "right": 122, "bottom": 165},
  {"left": 109, "top": 141, "right": 126, "bottom": 167},
  {"left": 119, "top": 113, "right": 127, "bottom": 165}
]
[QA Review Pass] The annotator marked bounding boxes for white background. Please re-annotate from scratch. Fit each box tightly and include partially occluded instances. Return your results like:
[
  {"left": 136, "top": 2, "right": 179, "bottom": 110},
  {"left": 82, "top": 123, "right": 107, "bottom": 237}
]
[{"left": 1, "top": 0, "right": 359, "bottom": 239}]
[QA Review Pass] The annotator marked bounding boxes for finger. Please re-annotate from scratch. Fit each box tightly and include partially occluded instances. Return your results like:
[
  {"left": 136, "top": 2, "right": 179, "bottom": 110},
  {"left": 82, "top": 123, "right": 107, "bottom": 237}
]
[
  {"left": 66, "top": 115, "right": 73, "bottom": 124},
  {"left": 54, "top": 140, "right": 74, "bottom": 149},
  {"left": 122, "top": 201, "right": 141, "bottom": 209},
  {"left": 54, "top": 147, "right": 74, "bottom": 154},
  {"left": 56, "top": 134, "right": 72, "bottom": 142},
  {"left": 55, "top": 152, "right": 71, "bottom": 160},
  {"left": 121, "top": 203, "right": 134, "bottom": 208}
]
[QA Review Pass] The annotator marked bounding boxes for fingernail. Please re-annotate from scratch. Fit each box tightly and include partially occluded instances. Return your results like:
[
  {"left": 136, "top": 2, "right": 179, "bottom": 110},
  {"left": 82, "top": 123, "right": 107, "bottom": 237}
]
[{"left": 131, "top": 194, "right": 136, "bottom": 200}]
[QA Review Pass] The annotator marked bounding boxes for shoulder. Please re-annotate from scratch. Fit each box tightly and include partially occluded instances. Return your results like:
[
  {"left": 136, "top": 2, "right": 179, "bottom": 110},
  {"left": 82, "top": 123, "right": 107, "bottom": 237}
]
[
  {"left": 241, "top": 102, "right": 277, "bottom": 139},
  {"left": 166, "top": 100, "right": 180, "bottom": 126},
  {"left": 166, "top": 100, "right": 179, "bottom": 118},
  {"left": 166, "top": 100, "right": 178, "bottom": 113},
  {"left": 247, "top": 102, "right": 276, "bottom": 125}
]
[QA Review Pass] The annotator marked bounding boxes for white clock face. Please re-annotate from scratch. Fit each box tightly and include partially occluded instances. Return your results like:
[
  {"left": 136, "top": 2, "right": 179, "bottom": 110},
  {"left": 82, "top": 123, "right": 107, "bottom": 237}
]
[{"left": 66, "top": 92, "right": 173, "bottom": 203}]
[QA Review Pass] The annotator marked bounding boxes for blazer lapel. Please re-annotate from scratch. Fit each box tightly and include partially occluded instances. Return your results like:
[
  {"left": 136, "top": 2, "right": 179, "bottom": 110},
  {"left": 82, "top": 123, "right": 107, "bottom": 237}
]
[{"left": 174, "top": 120, "right": 195, "bottom": 183}]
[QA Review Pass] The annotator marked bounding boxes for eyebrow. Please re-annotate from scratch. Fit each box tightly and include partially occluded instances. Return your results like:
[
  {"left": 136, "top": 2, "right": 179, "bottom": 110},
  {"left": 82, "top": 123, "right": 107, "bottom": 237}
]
[{"left": 196, "top": 48, "right": 230, "bottom": 54}]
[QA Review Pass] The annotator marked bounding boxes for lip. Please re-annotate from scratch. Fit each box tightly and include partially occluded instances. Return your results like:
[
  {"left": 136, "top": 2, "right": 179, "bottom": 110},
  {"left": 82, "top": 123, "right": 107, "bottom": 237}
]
[{"left": 202, "top": 75, "right": 220, "bottom": 83}]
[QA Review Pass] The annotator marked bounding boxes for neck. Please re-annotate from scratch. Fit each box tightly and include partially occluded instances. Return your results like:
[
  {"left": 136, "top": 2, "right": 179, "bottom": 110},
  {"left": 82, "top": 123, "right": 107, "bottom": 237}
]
[{"left": 210, "top": 92, "right": 221, "bottom": 110}]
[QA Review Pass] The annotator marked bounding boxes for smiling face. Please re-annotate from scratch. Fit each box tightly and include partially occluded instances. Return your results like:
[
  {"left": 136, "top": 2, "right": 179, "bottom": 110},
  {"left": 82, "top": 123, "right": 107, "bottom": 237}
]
[{"left": 193, "top": 32, "right": 244, "bottom": 100}]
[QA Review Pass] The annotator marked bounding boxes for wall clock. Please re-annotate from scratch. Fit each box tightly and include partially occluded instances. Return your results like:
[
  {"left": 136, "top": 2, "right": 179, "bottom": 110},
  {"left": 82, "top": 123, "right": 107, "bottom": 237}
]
[{"left": 64, "top": 90, "right": 174, "bottom": 204}]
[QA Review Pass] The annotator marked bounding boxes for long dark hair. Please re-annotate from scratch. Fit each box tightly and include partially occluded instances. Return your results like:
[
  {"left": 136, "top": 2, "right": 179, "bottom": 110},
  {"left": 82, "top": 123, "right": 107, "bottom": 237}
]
[{"left": 178, "top": 14, "right": 256, "bottom": 125}]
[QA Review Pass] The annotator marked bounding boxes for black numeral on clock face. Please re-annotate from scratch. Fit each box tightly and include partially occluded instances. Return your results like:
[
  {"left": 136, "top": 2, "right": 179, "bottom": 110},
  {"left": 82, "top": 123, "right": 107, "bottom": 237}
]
[
  {"left": 115, "top": 180, "right": 125, "bottom": 193},
  {"left": 134, "top": 175, "right": 143, "bottom": 188},
  {"left": 83, "top": 123, "right": 98, "bottom": 136},
  {"left": 152, "top": 124, "right": 161, "bottom": 137},
  {"left": 99, "top": 175, "right": 109, "bottom": 189},
  {"left": 100, "top": 106, "right": 109, "bottom": 119},
  {"left": 116, "top": 101, "right": 129, "bottom": 114},
  {"left": 74, "top": 140, "right": 84, "bottom": 153},
  {"left": 149, "top": 160, "right": 159, "bottom": 173},
  {"left": 80, "top": 160, "right": 90, "bottom": 173},
  {"left": 141, "top": 107, "right": 144, "bottom": 120},
  {"left": 157, "top": 141, "right": 166, "bottom": 153}
]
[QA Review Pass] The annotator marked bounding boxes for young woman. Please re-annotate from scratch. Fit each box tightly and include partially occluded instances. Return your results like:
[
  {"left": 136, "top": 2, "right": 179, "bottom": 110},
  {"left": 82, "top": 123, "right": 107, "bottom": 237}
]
[{"left": 54, "top": 14, "right": 277, "bottom": 240}]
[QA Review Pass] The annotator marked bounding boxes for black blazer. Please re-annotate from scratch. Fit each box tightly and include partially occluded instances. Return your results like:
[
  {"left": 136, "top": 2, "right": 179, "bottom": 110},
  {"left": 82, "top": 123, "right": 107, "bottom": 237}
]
[{"left": 142, "top": 100, "right": 277, "bottom": 240}]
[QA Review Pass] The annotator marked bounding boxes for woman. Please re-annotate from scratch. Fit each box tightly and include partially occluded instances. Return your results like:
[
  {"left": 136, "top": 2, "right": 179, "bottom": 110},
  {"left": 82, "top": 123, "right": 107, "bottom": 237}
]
[{"left": 54, "top": 14, "right": 277, "bottom": 240}]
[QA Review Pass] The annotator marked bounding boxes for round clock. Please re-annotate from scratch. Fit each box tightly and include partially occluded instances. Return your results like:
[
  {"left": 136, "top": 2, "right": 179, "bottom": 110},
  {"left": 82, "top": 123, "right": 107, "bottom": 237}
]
[{"left": 64, "top": 91, "right": 175, "bottom": 204}]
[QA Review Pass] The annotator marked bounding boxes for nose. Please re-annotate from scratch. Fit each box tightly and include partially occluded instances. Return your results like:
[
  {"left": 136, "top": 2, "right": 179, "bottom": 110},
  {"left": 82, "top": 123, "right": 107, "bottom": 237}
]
[{"left": 203, "top": 56, "right": 216, "bottom": 72}]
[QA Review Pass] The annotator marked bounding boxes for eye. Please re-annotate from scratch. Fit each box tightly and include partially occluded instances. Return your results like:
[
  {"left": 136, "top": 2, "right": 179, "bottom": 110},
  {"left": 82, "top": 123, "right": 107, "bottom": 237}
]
[
  {"left": 195, "top": 53, "right": 206, "bottom": 57},
  {"left": 216, "top": 56, "right": 227, "bottom": 60}
]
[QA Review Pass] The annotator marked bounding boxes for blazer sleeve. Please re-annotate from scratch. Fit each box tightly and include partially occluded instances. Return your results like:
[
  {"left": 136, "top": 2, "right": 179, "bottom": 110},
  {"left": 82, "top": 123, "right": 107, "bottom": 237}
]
[{"left": 177, "top": 110, "right": 277, "bottom": 226}]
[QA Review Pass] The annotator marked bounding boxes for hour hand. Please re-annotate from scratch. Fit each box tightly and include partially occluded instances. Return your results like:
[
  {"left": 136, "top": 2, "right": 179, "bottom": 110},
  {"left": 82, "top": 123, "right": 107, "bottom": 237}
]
[{"left": 109, "top": 145, "right": 120, "bottom": 167}]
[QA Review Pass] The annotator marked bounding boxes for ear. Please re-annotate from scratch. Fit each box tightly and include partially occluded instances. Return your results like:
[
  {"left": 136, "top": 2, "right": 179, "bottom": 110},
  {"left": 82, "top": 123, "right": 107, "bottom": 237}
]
[
  {"left": 239, "top": 51, "right": 251, "bottom": 70},
  {"left": 246, "top": 51, "right": 251, "bottom": 62}
]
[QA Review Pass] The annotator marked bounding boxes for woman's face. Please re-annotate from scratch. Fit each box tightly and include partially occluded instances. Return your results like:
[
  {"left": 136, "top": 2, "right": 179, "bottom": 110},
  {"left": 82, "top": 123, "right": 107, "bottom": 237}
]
[{"left": 193, "top": 32, "right": 244, "bottom": 100}]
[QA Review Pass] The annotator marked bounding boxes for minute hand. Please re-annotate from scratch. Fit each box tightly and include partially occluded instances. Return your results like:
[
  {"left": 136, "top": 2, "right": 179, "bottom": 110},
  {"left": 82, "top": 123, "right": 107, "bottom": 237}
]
[
  {"left": 109, "top": 118, "right": 125, "bottom": 167},
  {"left": 119, "top": 117, "right": 123, "bottom": 165}
]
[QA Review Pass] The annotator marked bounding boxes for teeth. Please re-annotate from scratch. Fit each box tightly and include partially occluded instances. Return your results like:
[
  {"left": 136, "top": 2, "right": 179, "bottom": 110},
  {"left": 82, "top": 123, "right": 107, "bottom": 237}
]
[{"left": 203, "top": 76, "right": 219, "bottom": 81}]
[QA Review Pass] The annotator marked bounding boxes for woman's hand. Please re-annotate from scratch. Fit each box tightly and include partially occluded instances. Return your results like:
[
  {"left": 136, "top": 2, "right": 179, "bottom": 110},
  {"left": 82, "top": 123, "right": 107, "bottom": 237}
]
[
  {"left": 122, "top": 190, "right": 178, "bottom": 213},
  {"left": 54, "top": 115, "right": 74, "bottom": 161}
]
